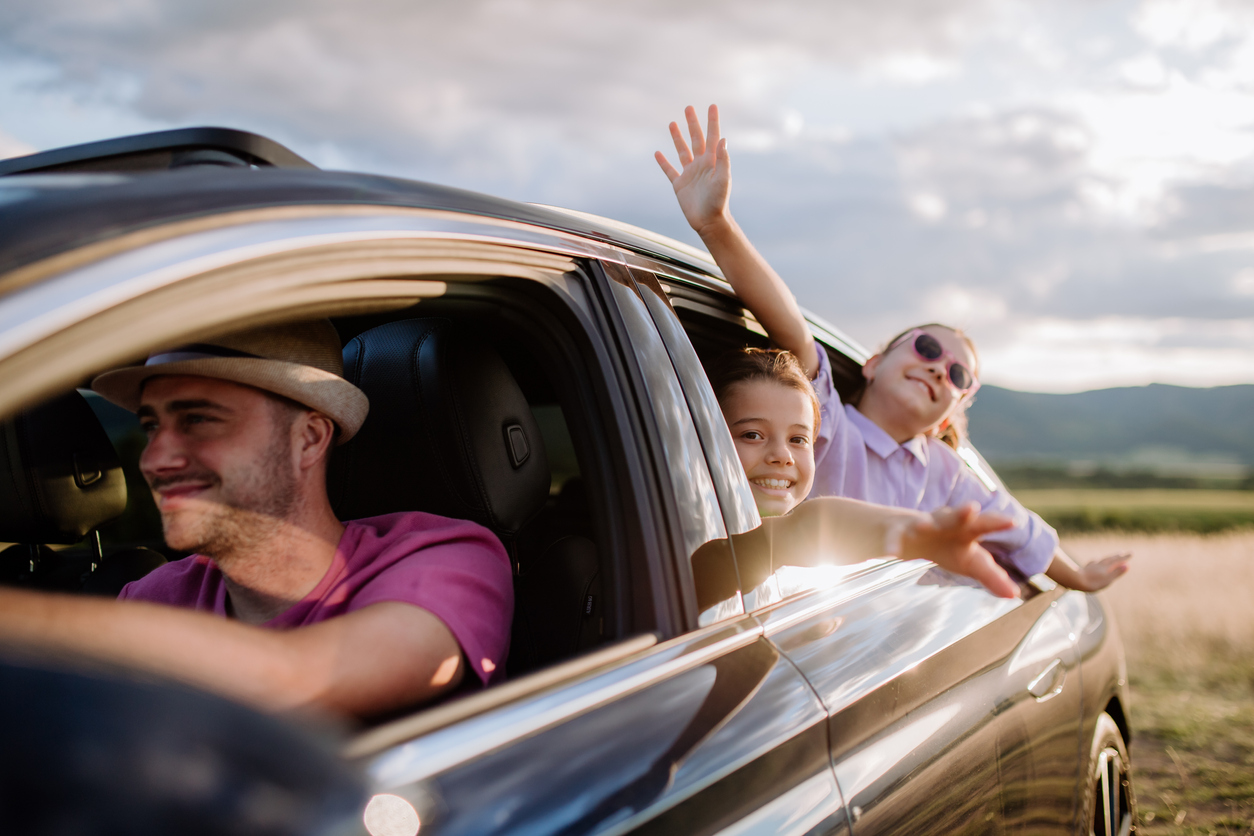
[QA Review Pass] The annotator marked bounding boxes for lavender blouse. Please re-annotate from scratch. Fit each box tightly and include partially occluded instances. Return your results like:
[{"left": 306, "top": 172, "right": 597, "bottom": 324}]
[{"left": 809, "top": 343, "right": 1058, "bottom": 577}]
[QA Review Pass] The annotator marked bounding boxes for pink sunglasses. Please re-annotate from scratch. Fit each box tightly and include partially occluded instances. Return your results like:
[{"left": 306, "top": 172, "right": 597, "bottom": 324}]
[{"left": 889, "top": 329, "right": 980, "bottom": 394}]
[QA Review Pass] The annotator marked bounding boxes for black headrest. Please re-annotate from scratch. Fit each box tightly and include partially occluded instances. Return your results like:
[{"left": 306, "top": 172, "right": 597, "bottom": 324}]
[
  {"left": 0, "top": 392, "right": 126, "bottom": 544},
  {"left": 330, "top": 319, "right": 550, "bottom": 536}
]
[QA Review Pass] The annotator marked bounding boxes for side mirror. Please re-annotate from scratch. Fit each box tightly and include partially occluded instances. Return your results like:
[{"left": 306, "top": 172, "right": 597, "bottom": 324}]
[{"left": 0, "top": 654, "right": 366, "bottom": 835}]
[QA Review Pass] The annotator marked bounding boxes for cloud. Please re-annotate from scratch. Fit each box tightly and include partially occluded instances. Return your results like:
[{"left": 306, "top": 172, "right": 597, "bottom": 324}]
[
  {"left": 0, "top": 0, "right": 997, "bottom": 178},
  {"left": 0, "top": 127, "right": 34, "bottom": 159},
  {"left": 978, "top": 315, "right": 1254, "bottom": 391},
  {"left": 4, "top": 0, "right": 1254, "bottom": 391}
]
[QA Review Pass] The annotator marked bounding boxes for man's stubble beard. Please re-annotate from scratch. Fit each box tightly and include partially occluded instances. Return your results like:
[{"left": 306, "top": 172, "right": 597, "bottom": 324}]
[{"left": 160, "top": 423, "right": 299, "bottom": 565}]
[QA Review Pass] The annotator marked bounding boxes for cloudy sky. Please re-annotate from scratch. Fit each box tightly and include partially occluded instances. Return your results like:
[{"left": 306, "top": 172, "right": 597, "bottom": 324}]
[{"left": 3, "top": 0, "right": 1254, "bottom": 392}]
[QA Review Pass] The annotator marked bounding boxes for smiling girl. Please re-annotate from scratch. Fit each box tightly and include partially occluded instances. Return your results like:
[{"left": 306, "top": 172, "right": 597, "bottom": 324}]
[
  {"left": 659, "top": 104, "right": 1129, "bottom": 592},
  {"left": 696, "top": 346, "right": 1022, "bottom": 603}
]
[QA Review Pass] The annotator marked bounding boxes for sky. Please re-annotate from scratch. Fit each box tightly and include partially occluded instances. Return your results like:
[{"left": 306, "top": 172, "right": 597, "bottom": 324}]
[{"left": 3, "top": 0, "right": 1254, "bottom": 393}]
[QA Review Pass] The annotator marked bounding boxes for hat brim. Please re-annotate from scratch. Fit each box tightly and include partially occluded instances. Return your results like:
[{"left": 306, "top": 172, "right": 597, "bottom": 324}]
[{"left": 91, "top": 358, "right": 369, "bottom": 444}]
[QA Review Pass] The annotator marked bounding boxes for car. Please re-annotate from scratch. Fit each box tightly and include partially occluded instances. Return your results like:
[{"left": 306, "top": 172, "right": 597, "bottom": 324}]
[{"left": 0, "top": 128, "right": 1135, "bottom": 836}]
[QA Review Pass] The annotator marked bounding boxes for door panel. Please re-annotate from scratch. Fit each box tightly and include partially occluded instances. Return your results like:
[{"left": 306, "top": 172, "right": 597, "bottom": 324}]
[
  {"left": 758, "top": 561, "right": 1063, "bottom": 836},
  {"left": 364, "top": 620, "right": 842, "bottom": 836},
  {"left": 995, "top": 605, "right": 1082, "bottom": 832}
]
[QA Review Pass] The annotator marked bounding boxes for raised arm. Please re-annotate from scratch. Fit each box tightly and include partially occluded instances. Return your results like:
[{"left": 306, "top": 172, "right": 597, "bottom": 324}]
[
  {"left": 0, "top": 590, "right": 464, "bottom": 718},
  {"left": 656, "top": 104, "right": 819, "bottom": 376}
]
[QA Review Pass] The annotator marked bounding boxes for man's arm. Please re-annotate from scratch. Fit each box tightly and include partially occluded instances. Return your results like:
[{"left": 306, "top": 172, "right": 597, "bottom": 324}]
[
  {"left": 0, "top": 590, "right": 463, "bottom": 717},
  {"left": 656, "top": 104, "right": 819, "bottom": 376}
]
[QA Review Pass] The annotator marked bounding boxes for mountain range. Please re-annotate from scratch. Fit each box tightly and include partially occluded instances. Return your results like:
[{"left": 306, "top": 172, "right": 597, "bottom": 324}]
[{"left": 965, "top": 383, "right": 1254, "bottom": 476}]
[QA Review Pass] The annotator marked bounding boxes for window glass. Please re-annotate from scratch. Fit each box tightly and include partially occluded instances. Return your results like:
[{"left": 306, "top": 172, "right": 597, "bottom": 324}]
[
  {"left": 631, "top": 270, "right": 760, "bottom": 537},
  {"left": 601, "top": 264, "right": 740, "bottom": 626},
  {"left": 662, "top": 288, "right": 894, "bottom": 612}
]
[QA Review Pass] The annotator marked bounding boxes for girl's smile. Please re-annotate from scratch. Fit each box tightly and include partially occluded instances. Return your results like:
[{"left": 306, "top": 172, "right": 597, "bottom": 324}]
[{"left": 858, "top": 326, "right": 978, "bottom": 443}]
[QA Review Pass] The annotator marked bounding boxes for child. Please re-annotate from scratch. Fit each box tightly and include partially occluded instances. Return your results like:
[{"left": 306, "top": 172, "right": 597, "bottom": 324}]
[
  {"left": 692, "top": 345, "right": 1022, "bottom": 606},
  {"left": 658, "top": 104, "right": 1130, "bottom": 593}
]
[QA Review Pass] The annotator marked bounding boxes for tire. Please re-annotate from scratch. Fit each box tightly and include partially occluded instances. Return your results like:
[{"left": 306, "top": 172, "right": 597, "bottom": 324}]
[{"left": 1082, "top": 712, "right": 1136, "bottom": 836}]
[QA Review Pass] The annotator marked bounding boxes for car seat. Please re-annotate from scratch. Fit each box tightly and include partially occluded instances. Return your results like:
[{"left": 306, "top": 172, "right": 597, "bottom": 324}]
[
  {"left": 328, "top": 318, "right": 602, "bottom": 676},
  {"left": 0, "top": 391, "right": 165, "bottom": 595}
]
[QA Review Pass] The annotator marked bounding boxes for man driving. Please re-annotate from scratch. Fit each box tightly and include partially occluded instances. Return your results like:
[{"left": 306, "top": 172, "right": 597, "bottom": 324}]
[{"left": 0, "top": 320, "right": 513, "bottom": 718}]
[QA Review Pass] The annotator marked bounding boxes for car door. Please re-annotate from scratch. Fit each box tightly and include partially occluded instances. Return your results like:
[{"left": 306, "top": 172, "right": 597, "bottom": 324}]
[
  {"left": 350, "top": 258, "right": 845, "bottom": 836},
  {"left": 632, "top": 263, "right": 1006, "bottom": 832},
  {"left": 995, "top": 587, "right": 1085, "bottom": 833},
  {"left": 633, "top": 275, "right": 1089, "bottom": 834},
  {"left": 0, "top": 207, "right": 828, "bottom": 836}
]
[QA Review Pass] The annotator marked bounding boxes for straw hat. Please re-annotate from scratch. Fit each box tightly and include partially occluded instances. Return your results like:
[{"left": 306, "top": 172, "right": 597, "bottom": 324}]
[{"left": 92, "top": 320, "right": 369, "bottom": 444}]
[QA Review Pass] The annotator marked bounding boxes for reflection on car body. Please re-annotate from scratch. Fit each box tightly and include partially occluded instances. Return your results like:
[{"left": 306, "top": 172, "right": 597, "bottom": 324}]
[{"left": 0, "top": 128, "right": 1134, "bottom": 834}]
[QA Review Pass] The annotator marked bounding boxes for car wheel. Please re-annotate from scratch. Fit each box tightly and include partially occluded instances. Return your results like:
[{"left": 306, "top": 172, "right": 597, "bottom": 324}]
[{"left": 1083, "top": 712, "right": 1136, "bottom": 836}]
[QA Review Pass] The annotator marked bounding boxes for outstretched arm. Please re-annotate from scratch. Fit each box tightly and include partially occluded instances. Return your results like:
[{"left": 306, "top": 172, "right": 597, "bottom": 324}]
[
  {"left": 1043, "top": 547, "right": 1131, "bottom": 592},
  {"left": 763, "top": 497, "right": 1019, "bottom": 598},
  {"left": 656, "top": 104, "right": 819, "bottom": 376},
  {"left": 896, "top": 503, "right": 1020, "bottom": 599},
  {"left": 0, "top": 590, "right": 464, "bottom": 718}
]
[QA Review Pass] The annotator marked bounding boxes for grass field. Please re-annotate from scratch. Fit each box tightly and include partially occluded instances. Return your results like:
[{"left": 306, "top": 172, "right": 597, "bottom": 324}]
[
  {"left": 1066, "top": 531, "right": 1254, "bottom": 834},
  {"left": 1019, "top": 489, "right": 1254, "bottom": 533}
]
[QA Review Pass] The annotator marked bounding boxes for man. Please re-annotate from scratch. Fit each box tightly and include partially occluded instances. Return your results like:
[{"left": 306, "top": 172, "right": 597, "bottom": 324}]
[{"left": 0, "top": 320, "right": 513, "bottom": 718}]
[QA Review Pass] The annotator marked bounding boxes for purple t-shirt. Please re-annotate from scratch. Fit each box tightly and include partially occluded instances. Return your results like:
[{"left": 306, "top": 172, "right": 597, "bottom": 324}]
[
  {"left": 118, "top": 512, "right": 514, "bottom": 686},
  {"left": 809, "top": 342, "right": 1059, "bottom": 577}
]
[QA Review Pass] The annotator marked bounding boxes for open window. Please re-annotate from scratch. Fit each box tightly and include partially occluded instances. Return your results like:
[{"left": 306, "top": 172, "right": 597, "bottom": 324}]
[
  {"left": 652, "top": 276, "right": 903, "bottom": 611},
  {"left": 0, "top": 227, "right": 656, "bottom": 718}
]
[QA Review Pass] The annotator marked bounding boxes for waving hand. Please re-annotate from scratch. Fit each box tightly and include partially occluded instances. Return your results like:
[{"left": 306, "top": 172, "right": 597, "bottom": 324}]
[
  {"left": 896, "top": 503, "right": 1020, "bottom": 599},
  {"left": 655, "top": 104, "right": 731, "bottom": 237}
]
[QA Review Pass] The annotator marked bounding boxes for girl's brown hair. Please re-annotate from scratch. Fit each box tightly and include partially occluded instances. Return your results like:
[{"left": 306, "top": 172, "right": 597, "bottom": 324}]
[
  {"left": 709, "top": 347, "right": 821, "bottom": 433},
  {"left": 850, "top": 322, "right": 979, "bottom": 450}
]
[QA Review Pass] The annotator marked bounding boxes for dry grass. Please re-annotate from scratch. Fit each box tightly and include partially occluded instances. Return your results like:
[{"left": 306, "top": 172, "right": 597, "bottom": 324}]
[{"left": 1064, "top": 531, "right": 1254, "bottom": 834}]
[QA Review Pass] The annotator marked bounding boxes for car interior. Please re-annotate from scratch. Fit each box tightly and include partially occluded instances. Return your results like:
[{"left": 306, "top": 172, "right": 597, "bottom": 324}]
[
  {"left": 0, "top": 260, "right": 877, "bottom": 720},
  {"left": 0, "top": 282, "right": 626, "bottom": 697},
  {"left": 658, "top": 278, "right": 867, "bottom": 401}
]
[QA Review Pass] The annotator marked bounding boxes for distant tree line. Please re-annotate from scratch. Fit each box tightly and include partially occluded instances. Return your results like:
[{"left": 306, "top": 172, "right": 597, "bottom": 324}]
[{"left": 994, "top": 464, "right": 1254, "bottom": 492}]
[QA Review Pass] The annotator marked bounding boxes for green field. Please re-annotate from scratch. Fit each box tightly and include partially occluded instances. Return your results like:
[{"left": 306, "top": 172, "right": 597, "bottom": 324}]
[{"left": 1014, "top": 489, "right": 1254, "bottom": 533}]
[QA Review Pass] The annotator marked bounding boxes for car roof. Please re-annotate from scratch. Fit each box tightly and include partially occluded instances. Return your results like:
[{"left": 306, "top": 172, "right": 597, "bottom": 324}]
[
  {"left": 0, "top": 125, "right": 719, "bottom": 283},
  {"left": 0, "top": 168, "right": 726, "bottom": 282},
  {"left": 0, "top": 127, "right": 318, "bottom": 176},
  {"left": 0, "top": 128, "right": 867, "bottom": 360}
]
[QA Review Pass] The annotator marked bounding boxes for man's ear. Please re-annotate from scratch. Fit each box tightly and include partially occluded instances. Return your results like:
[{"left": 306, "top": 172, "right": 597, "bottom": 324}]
[
  {"left": 296, "top": 411, "right": 337, "bottom": 470},
  {"left": 861, "top": 354, "right": 881, "bottom": 383}
]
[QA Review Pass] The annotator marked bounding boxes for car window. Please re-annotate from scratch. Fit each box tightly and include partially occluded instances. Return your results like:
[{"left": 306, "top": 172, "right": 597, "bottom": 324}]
[
  {"left": 596, "top": 261, "right": 742, "bottom": 628},
  {"left": 660, "top": 280, "right": 895, "bottom": 611},
  {"left": 0, "top": 248, "right": 653, "bottom": 692},
  {"left": 629, "top": 269, "right": 760, "bottom": 537}
]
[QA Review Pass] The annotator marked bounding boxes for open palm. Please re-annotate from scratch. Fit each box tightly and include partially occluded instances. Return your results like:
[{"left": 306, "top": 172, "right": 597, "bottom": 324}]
[
  {"left": 655, "top": 104, "right": 731, "bottom": 236},
  {"left": 902, "top": 503, "right": 1019, "bottom": 599}
]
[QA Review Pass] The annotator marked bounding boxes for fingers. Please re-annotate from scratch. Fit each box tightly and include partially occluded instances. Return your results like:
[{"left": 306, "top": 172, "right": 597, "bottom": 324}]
[
  {"left": 685, "top": 105, "right": 706, "bottom": 157},
  {"left": 1090, "top": 552, "right": 1132, "bottom": 573},
  {"left": 933, "top": 502, "right": 1013, "bottom": 539},
  {"left": 669, "top": 121, "right": 693, "bottom": 167},
  {"left": 967, "top": 546, "right": 1020, "bottom": 599},
  {"left": 706, "top": 103, "right": 721, "bottom": 151},
  {"left": 967, "top": 512, "right": 1014, "bottom": 536},
  {"left": 655, "top": 151, "right": 680, "bottom": 183}
]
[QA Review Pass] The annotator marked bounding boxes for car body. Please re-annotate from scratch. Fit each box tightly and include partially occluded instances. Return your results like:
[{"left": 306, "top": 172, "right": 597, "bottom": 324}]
[{"left": 0, "top": 129, "right": 1135, "bottom": 835}]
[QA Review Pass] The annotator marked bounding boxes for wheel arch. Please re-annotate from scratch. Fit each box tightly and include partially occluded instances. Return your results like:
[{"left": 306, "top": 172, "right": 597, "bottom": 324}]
[{"left": 1104, "top": 696, "right": 1131, "bottom": 746}]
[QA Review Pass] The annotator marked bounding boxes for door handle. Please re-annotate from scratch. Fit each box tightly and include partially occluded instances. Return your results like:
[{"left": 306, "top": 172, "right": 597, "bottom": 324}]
[{"left": 1027, "top": 658, "right": 1065, "bottom": 702}]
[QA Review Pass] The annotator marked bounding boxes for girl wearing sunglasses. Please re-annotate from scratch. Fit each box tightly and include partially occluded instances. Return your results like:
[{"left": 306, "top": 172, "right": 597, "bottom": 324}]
[{"left": 657, "top": 104, "right": 1130, "bottom": 593}]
